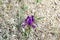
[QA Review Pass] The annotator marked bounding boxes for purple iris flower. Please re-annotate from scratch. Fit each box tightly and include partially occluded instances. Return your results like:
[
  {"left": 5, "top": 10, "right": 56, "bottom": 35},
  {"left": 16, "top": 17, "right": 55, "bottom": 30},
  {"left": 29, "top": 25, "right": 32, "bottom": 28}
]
[{"left": 22, "top": 15, "right": 37, "bottom": 28}]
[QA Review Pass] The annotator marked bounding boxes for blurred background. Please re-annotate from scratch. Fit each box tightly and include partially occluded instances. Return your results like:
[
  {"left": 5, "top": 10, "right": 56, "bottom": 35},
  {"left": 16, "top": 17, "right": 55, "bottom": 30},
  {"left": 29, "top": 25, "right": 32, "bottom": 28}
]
[{"left": 0, "top": 0, "right": 60, "bottom": 40}]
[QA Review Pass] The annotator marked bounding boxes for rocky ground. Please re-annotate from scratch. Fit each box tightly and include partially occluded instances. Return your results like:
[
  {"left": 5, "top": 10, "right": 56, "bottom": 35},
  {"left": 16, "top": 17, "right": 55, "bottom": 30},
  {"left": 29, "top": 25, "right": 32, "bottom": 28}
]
[{"left": 0, "top": 0, "right": 60, "bottom": 40}]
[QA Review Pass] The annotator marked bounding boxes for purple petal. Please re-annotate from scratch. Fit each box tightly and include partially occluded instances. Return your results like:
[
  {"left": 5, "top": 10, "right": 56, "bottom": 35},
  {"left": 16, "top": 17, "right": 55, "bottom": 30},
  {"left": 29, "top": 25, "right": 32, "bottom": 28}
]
[
  {"left": 22, "top": 15, "right": 36, "bottom": 28},
  {"left": 31, "top": 15, "right": 34, "bottom": 22},
  {"left": 25, "top": 16, "right": 33, "bottom": 25},
  {"left": 27, "top": 19, "right": 32, "bottom": 25},
  {"left": 21, "top": 22, "right": 26, "bottom": 28},
  {"left": 31, "top": 23, "right": 37, "bottom": 28},
  {"left": 31, "top": 24, "right": 36, "bottom": 28}
]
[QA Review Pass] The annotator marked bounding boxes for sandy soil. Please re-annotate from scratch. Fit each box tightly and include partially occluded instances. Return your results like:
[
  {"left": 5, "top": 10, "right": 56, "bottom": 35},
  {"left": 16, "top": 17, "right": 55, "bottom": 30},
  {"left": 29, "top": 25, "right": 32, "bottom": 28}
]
[{"left": 0, "top": 0, "right": 60, "bottom": 40}]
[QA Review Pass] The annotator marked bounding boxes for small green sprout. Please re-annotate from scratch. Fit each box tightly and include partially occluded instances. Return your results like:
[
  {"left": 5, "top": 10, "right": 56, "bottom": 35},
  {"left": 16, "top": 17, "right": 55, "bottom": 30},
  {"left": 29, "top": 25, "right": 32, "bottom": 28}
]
[
  {"left": 23, "top": 5, "right": 28, "bottom": 11},
  {"left": 22, "top": 27, "right": 31, "bottom": 40},
  {"left": 36, "top": 0, "right": 42, "bottom": 3},
  {"left": 20, "top": 9, "right": 24, "bottom": 14},
  {"left": 37, "top": 17, "right": 45, "bottom": 20},
  {"left": 21, "top": 5, "right": 28, "bottom": 11},
  {"left": 20, "top": 5, "right": 28, "bottom": 14}
]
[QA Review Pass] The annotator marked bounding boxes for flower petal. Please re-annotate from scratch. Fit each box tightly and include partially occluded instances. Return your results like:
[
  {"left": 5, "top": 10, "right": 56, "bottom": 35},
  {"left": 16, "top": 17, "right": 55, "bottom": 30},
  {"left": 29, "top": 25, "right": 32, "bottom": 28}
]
[
  {"left": 31, "top": 15, "right": 34, "bottom": 22},
  {"left": 21, "top": 22, "right": 26, "bottom": 28},
  {"left": 31, "top": 24, "right": 36, "bottom": 28},
  {"left": 31, "top": 23, "right": 37, "bottom": 28}
]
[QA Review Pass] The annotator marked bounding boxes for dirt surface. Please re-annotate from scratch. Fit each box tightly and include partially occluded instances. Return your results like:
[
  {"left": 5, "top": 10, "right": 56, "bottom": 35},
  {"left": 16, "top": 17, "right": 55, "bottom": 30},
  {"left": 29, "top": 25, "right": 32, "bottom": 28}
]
[{"left": 0, "top": 0, "right": 60, "bottom": 40}]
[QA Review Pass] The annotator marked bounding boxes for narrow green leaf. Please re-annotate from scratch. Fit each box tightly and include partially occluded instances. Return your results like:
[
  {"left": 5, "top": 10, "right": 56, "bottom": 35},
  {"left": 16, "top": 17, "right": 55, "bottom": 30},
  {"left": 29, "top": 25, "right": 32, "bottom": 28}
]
[
  {"left": 0, "top": 0, "right": 2, "bottom": 5},
  {"left": 20, "top": 9, "right": 24, "bottom": 14},
  {"left": 36, "top": 0, "right": 42, "bottom": 3},
  {"left": 23, "top": 32, "right": 27, "bottom": 36},
  {"left": 35, "top": 16, "right": 45, "bottom": 20},
  {"left": 23, "top": 5, "right": 28, "bottom": 10}
]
